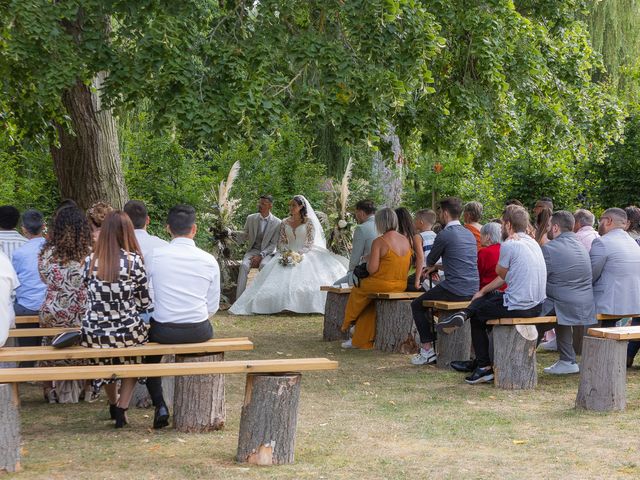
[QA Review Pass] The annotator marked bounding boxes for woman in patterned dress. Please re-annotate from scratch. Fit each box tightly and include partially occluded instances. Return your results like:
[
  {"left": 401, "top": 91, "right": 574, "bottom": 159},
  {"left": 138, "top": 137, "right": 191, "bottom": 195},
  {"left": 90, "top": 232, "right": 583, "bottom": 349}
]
[
  {"left": 81, "top": 211, "right": 151, "bottom": 428},
  {"left": 39, "top": 206, "right": 93, "bottom": 403}
]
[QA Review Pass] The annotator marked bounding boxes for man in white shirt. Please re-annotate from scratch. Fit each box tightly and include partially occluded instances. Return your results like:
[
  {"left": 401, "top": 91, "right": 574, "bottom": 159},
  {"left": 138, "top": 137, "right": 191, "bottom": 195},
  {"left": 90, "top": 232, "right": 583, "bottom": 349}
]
[
  {"left": 0, "top": 251, "right": 19, "bottom": 347},
  {"left": 144, "top": 204, "right": 220, "bottom": 429},
  {"left": 0, "top": 205, "right": 27, "bottom": 260}
]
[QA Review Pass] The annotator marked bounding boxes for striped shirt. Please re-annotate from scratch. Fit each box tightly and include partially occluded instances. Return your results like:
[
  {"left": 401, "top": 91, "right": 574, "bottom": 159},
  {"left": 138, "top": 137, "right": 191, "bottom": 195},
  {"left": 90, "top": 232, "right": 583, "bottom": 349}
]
[{"left": 0, "top": 230, "right": 27, "bottom": 261}]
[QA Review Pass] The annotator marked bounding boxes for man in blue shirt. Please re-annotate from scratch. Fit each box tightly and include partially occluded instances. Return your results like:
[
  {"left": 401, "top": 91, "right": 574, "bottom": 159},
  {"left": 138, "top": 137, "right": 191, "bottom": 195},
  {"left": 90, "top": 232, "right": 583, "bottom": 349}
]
[{"left": 12, "top": 209, "right": 47, "bottom": 358}]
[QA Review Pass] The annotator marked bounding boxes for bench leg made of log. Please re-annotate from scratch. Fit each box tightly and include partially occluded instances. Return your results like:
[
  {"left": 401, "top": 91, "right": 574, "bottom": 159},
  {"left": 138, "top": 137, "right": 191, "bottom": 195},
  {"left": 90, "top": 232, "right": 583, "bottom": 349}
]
[
  {"left": 173, "top": 353, "right": 225, "bottom": 432},
  {"left": 0, "top": 383, "right": 21, "bottom": 473},
  {"left": 493, "top": 325, "right": 538, "bottom": 390},
  {"left": 323, "top": 292, "right": 349, "bottom": 342},
  {"left": 576, "top": 336, "right": 627, "bottom": 411},
  {"left": 436, "top": 317, "right": 471, "bottom": 370},
  {"left": 236, "top": 373, "right": 302, "bottom": 465},
  {"left": 374, "top": 300, "right": 419, "bottom": 354}
]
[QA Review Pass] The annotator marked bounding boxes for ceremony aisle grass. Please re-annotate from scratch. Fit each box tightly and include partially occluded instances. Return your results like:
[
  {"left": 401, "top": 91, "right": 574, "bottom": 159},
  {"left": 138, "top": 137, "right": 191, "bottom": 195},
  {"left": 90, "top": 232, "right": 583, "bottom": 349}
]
[{"left": 14, "top": 313, "right": 640, "bottom": 479}]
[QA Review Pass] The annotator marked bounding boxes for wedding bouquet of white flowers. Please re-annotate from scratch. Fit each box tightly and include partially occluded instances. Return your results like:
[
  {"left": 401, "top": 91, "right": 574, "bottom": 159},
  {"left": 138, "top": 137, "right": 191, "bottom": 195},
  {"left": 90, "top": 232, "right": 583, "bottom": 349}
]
[{"left": 279, "top": 250, "right": 304, "bottom": 267}]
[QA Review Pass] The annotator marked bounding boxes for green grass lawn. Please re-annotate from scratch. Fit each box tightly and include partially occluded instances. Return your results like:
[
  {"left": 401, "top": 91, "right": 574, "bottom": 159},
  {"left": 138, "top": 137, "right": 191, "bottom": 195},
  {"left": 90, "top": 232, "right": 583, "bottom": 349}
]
[{"left": 11, "top": 313, "right": 640, "bottom": 479}]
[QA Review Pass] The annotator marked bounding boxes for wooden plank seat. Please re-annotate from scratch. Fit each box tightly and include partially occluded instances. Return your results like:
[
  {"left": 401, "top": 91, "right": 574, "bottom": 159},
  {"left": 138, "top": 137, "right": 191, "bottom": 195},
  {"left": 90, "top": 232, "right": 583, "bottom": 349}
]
[
  {"left": 368, "top": 292, "right": 422, "bottom": 300},
  {"left": 576, "top": 325, "right": 640, "bottom": 412},
  {"left": 321, "top": 286, "right": 351, "bottom": 341},
  {"left": 14, "top": 315, "right": 39, "bottom": 325},
  {"left": 367, "top": 292, "right": 421, "bottom": 354},
  {"left": 423, "top": 300, "right": 471, "bottom": 311},
  {"left": 0, "top": 357, "right": 338, "bottom": 470},
  {"left": 8, "top": 327, "right": 74, "bottom": 338}
]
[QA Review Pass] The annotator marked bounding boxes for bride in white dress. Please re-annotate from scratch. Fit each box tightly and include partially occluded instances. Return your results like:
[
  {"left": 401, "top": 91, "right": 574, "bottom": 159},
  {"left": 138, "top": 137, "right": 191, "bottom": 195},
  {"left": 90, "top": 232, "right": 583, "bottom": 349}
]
[{"left": 230, "top": 195, "right": 348, "bottom": 315}]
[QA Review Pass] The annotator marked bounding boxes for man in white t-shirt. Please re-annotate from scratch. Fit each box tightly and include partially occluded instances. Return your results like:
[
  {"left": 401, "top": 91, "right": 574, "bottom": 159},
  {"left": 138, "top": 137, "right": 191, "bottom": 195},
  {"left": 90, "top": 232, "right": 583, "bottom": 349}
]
[
  {"left": 0, "top": 251, "right": 19, "bottom": 347},
  {"left": 438, "top": 205, "right": 546, "bottom": 384}
]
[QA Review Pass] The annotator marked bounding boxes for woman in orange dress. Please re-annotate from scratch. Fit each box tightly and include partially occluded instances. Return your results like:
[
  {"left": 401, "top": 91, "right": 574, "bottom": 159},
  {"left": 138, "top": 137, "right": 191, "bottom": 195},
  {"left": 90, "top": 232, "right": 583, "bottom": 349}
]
[{"left": 341, "top": 208, "right": 412, "bottom": 349}]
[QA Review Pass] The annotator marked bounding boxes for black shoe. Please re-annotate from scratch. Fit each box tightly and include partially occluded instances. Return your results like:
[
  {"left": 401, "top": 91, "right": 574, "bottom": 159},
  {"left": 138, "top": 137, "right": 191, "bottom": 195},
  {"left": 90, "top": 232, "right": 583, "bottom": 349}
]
[
  {"left": 436, "top": 311, "right": 467, "bottom": 335},
  {"left": 113, "top": 406, "right": 128, "bottom": 428},
  {"left": 109, "top": 403, "right": 117, "bottom": 420},
  {"left": 153, "top": 404, "right": 170, "bottom": 429},
  {"left": 627, "top": 356, "right": 635, "bottom": 369},
  {"left": 451, "top": 359, "right": 477, "bottom": 373},
  {"left": 465, "top": 367, "right": 494, "bottom": 385}
]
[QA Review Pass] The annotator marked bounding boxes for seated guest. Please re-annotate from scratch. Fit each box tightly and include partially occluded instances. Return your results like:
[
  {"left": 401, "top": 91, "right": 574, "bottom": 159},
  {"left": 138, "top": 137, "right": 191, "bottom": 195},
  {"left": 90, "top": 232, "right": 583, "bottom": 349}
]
[
  {"left": 625, "top": 206, "right": 640, "bottom": 243},
  {"left": 463, "top": 201, "right": 483, "bottom": 251},
  {"left": 533, "top": 197, "right": 554, "bottom": 217},
  {"left": 534, "top": 207, "right": 552, "bottom": 246},
  {"left": 236, "top": 195, "right": 281, "bottom": 298},
  {"left": 395, "top": 207, "right": 424, "bottom": 291},
  {"left": 341, "top": 208, "right": 412, "bottom": 349},
  {"left": 573, "top": 209, "right": 599, "bottom": 252},
  {"left": 11, "top": 209, "right": 47, "bottom": 360},
  {"left": 476, "top": 222, "right": 504, "bottom": 290},
  {"left": 334, "top": 200, "right": 377, "bottom": 286},
  {"left": 39, "top": 206, "right": 92, "bottom": 403},
  {"left": 87, "top": 201, "right": 114, "bottom": 244},
  {"left": 0, "top": 205, "right": 27, "bottom": 260},
  {"left": 536, "top": 211, "right": 596, "bottom": 374},
  {"left": 410, "top": 197, "right": 479, "bottom": 365},
  {"left": 82, "top": 211, "right": 151, "bottom": 428},
  {"left": 144, "top": 204, "right": 220, "bottom": 429},
  {"left": 408, "top": 209, "right": 437, "bottom": 291},
  {"left": 0, "top": 252, "right": 18, "bottom": 347},
  {"left": 438, "top": 205, "right": 546, "bottom": 384}
]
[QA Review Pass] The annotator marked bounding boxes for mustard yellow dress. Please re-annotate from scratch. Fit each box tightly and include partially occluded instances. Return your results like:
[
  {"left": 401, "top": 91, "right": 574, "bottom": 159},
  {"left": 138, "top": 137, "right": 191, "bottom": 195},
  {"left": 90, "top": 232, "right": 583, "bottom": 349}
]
[{"left": 341, "top": 238, "right": 412, "bottom": 349}]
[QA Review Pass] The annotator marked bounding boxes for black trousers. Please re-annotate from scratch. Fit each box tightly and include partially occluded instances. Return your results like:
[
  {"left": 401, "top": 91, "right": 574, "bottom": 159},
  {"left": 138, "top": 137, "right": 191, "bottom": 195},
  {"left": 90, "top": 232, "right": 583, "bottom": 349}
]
[
  {"left": 410, "top": 285, "right": 472, "bottom": 344},
  {"left": 145, "top": 319, "right": 214, "bottom": 407},
  {"left": 467, "top": 292, "right": 542, "bottom": 368}
]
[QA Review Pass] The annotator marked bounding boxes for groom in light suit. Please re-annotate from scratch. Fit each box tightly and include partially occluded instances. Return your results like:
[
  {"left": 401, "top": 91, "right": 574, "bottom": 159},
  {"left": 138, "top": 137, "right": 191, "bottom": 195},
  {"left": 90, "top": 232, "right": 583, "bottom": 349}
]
[
  {"left": 236, "top": 195, "right": 281, "bottom": 298},
  {"left": 334, "top": 199, "right": 377, "bottom": 286}
]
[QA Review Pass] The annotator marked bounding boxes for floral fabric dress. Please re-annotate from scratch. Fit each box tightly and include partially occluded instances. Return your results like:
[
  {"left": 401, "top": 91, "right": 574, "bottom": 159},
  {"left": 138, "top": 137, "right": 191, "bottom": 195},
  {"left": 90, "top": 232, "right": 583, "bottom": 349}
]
[{"left": 81, "top": 250, "right": 150, "bottom": 365}]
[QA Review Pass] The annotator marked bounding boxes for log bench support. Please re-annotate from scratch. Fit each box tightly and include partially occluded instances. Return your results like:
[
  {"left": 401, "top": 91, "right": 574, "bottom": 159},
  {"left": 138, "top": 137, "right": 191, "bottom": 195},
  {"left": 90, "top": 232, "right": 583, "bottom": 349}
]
[
  {"left": 492, "top": 325, "right": 538, "bottom": 390},
  {"left": 374, "top": 299, "right": 419, "bottom": 354},
  {"left": 576, "top": 336, "right": 627, "bottom": 411},
  {"left": 323, "top": 291, "right": 350, "bottom": 342},
  {"left": 435, "top": 313, "right": 471, "bottom": 370},
  {"left": 0, "top": 383, "right": 20, "bottom": 473},
  {"left": 236, "top": 373, "right": 302, "bottom": 465},
  {"left": 173, "top": 353, "right": 225, "bottom": 432}
]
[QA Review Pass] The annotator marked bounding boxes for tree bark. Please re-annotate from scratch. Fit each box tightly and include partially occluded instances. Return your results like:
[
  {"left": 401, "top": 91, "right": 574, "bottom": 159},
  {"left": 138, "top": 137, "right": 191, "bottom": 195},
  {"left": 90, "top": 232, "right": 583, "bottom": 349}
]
[
  {"left": 323, "top": 292, "right": 349, "bottom": 342},
  {"left": 0, "top": 384, "right": 21, "bottom": 473},
  {"left": 131, "top": 355, "right": 175, "bottom": 410},
  {"left": 50, "top": 72, "right": 128, "bottom": 210},
  {"left": 236, "top": 373, "right": 301, "bottom": 465},
  {"left": 493, "top": 325, "right": 538, "bottom": 390},
  {"left": 436, "top": 316, "right": 472, "bottom": 370},
  {"left": 576, "top": 336, "right": 627, "bottom": 411},
  {"left": 173, "top": 353, "right": 225, "bottom": 432},
  {"left": 374, "top": 300, "right": 419, "bottom": 354}
]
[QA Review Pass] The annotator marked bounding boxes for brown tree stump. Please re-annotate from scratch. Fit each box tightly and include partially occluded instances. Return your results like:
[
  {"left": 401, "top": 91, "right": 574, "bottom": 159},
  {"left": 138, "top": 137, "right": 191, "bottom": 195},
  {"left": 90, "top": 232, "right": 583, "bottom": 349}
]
[
  {"left": 323, "top": 292, "right": 349, "bottom": 341},
  {"left": 374, "top": 300, "right": 419, "bottom": 354},
  {"left": 493, "top": 325, "right": 538, "bottom": 390},
  {"left": 576, "top": 336, "right": 627, "bottom": 411},
  {"left": 132, "top": 355, "right": 175, "bottom": 409},
  {"left": 436, "top": 316, "right": 471, "bottom": 369},
  {"left": 236, "top": 373, "right": 301, "bottom": 465},
  {"left": 0, "top": 384, "right": 21, "bottom": 473},
  {"left": 173, "top": 353, "right": 225, "bottom": 432}
]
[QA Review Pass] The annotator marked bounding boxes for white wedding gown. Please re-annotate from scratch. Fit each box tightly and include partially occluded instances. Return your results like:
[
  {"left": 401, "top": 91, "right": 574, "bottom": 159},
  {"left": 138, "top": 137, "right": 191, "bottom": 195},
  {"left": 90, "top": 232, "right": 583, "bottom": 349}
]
[{"left": 230, "top": 221, "right": 348, "bottom": 315}]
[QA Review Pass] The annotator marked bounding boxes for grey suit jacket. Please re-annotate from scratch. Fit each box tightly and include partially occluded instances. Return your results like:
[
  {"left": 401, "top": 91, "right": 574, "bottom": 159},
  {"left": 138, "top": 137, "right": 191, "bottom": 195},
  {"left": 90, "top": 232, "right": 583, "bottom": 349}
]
[
  {"left": 242, "top": 213, "right": 281, "bottom": 258},
  {"left": 590, "top": 228, "right": 640, "bottom": 315},
  {"left": 349, "top": 216, "right": 377, "bottom": 272},
  {"left": 541, "top": 232, "right": 596, "bottom": 326}
]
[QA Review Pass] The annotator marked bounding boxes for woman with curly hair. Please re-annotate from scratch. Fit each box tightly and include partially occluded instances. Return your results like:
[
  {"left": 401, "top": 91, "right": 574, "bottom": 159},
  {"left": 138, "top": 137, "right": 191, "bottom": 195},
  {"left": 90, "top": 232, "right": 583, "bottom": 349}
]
[
  {"left": 39, "top": 206, "right": 93, "bottom": 403},
  {"left": 87, "top": 201, "right": 114, "bottom": 244}
]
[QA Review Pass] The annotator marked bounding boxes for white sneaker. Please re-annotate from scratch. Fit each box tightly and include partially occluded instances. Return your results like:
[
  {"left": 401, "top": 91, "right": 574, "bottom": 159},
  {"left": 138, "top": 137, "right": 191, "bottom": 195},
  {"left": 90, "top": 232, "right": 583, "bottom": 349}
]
[
  {"left": 411, "top": 348, "right": 436, "bottom": 365},
  {"left": 543, "top": 360, "right": 579, "bottom": 375},
  {"left": 538, "top": 338, "right": 557, "bottom": 351},
  {"left": 341, "top": 339, "right": 354, "bottom": 349}
]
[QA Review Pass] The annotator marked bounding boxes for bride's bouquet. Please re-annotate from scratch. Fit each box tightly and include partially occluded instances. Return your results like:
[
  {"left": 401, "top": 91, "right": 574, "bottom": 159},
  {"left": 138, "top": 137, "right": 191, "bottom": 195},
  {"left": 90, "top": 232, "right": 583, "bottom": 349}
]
[{"left": 279, "top": 250, "right": 304, "bottom": 267}]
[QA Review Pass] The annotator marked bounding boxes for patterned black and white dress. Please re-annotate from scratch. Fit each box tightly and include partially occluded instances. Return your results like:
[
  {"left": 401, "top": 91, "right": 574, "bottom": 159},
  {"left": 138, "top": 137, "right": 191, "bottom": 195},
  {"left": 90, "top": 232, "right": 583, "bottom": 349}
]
[{"left": 81, "top": 249, "right": 151, "bottom": 365}]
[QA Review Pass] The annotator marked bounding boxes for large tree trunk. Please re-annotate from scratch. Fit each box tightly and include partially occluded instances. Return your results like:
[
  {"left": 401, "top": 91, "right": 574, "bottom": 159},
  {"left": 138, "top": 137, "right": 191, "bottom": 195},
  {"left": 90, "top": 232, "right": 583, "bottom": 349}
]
[{"left": 50, "top": 72, "right": 128, "bottom": 210}]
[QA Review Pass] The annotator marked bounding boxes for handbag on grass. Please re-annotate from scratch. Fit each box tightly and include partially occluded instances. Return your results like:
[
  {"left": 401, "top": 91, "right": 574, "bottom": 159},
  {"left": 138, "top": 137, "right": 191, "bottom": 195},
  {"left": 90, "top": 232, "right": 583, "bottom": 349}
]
[{"left": 51, "top": 330, "right": 82, "bottom": 348}]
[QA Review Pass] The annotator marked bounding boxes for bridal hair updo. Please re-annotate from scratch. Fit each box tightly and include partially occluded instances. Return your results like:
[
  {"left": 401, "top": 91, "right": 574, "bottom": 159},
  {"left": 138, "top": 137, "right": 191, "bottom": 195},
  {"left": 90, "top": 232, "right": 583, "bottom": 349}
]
[
  {"left": 375, "top": 208, "right": 398, "bottom": 234},
  {"left": 292, "top": 196, "right": 308, "bottom": 222}
]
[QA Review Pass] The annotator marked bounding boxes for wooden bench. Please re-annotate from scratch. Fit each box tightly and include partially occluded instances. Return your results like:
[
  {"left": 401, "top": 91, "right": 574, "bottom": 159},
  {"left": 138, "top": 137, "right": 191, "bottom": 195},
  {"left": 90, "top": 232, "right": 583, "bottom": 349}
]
[
  {"left": 368, "top": 292, "right": 423, "bottom": 354},
  {"left": 423, "top": 300, "right": 472, "bottom": 370},
  {"left": 576, "top": 326, "right": 640, "bottom": 411},
  {"left": 320, "top": 286, "right": 351, "bottom": 341},
  {"left": 14, "top": 315, "right": 39, "bottom": 325},
  {"left": 0, "top": 357, "right": 338, "bottom": 471},
  {"left": 8, "top": 327, "right": 74, "bottom": 338}
]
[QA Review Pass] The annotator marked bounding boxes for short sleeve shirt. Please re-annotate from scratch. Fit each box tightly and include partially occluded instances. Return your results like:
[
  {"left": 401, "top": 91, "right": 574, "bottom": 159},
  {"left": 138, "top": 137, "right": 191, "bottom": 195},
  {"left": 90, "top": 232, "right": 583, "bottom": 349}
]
[{"left": 499, "top": 233, "right": 547, "bottom": 310}]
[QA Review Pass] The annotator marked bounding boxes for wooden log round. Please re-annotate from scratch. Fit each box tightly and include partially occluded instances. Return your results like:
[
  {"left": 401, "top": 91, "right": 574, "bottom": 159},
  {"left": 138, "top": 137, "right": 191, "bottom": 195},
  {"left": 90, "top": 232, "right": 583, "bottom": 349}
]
[
  {"left": 323, "top": 292, "right": 349, "bottom": 342},
  {"left": 236, "top": 373, "right": 301, "bottom": 465},
  {"left": 436, "top": 315, "right": 471, "bottom": 370},
  {"left": 493, "top": 325, "right": 538, "bottom": 390},
  {"left": 374, "top": 300, "right": 419, "bottom": 354},
  {"left": 173, "top": 353, "right": 225, "bottom": 432},
  {"left": 131, "top": 355, "right": 175, "bottom": 409},
  {"left": 0, "top": 384, "right": 21, "bottom": 473},
  {"left": 576, "top": 336, "right": 627, "bottom": 411}
]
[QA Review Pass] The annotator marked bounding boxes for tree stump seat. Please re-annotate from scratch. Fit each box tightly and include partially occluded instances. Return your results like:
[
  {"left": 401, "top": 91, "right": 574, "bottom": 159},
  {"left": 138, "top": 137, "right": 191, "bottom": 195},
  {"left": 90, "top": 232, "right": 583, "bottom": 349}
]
[
  {"left": 321, "top": 286, "right": 351, "bottom": 341},
  {"left": 369, "top": 292, "right": 423, "bottom": 354},
  {"left": 424, "top": 300, "right": 472, "bottom": 370}
]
